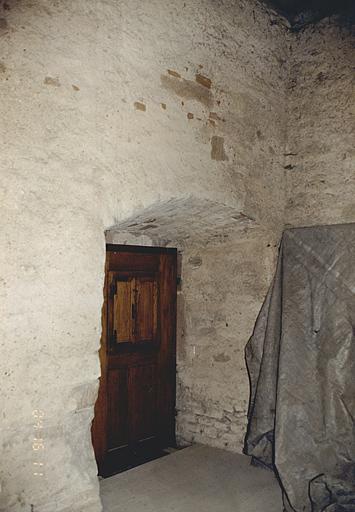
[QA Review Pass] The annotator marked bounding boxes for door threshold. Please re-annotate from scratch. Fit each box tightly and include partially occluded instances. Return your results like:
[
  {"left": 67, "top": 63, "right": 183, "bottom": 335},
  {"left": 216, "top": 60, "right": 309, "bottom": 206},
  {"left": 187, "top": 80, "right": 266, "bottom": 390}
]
[{"left": 100, "top": 446, "right": 184, "bottom": 478}]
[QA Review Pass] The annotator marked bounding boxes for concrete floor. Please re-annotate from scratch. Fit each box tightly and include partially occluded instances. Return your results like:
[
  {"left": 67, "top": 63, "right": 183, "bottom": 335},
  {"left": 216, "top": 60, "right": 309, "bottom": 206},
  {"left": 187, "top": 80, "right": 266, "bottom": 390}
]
[{"left": 100, "top": 444, "right": 283, "bottom": 512}]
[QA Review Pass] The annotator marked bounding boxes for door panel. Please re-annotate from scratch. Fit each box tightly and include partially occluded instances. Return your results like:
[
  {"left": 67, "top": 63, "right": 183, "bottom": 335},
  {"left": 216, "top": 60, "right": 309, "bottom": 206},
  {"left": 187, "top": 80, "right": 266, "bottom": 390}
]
[
  {"left": 107, "top": 369, "right": 128, "bottom": 450},
  {"left": 92, "top": 245, "right": 177, "bottom": 477},
  {"left": 135, "top": 277, "right": 158, "bottom": 342},
  {"left": 129, "top": 364, "right": 157, "bottom": 441},
  {"left": 113, "top": 277, "right": 133, "bottom": 343}
]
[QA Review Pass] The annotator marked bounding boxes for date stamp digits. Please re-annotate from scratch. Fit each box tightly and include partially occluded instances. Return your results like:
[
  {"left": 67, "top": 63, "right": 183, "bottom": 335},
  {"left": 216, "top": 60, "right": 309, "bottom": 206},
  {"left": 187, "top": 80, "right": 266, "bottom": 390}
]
[{"left": 32, "top": 410, "right": 45, "bottom": 477}]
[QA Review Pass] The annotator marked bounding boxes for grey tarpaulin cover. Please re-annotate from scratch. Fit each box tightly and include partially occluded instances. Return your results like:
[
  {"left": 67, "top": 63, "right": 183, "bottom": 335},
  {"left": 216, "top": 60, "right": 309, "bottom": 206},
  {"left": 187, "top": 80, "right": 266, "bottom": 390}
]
[{"left": 244, "top": 224, "right": 355, "bottom": 512}]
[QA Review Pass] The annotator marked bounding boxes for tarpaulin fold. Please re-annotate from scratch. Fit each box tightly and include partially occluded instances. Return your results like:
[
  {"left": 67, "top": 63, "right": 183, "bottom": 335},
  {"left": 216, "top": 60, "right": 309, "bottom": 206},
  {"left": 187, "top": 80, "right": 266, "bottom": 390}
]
[{"left": 244, "top": 224, "right": 355, "bottom": 512}]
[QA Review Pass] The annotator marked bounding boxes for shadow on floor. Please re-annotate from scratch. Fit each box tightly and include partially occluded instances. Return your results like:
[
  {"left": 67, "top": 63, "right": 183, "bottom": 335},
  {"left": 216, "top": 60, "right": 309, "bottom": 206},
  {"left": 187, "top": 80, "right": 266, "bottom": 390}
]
[{"left": 100, "top": 446, "right": 183, "bottom": 478}]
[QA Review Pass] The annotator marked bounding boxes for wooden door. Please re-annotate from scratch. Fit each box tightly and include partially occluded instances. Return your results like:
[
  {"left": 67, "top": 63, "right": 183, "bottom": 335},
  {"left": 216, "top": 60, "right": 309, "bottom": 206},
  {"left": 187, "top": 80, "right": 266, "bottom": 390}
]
[{"left": 92, "top": 245, "right": 177, "bottom": 477}]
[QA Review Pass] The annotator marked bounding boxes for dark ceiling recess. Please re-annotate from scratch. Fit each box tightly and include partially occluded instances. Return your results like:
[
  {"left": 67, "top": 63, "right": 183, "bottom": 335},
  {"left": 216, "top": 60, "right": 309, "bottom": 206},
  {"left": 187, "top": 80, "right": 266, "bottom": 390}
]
[{"left": 264, "top": 0, "right": 355, "bottom": 28}]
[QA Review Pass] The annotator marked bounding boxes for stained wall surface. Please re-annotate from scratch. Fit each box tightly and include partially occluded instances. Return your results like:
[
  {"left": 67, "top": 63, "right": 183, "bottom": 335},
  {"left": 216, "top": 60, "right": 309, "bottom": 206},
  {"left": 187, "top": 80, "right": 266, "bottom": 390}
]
[
  {"left": 285, "top": 19, "right": 355, "bottom": 227},
  {"left": 0, "top": 0, "right": 287, "bottom": 511}
]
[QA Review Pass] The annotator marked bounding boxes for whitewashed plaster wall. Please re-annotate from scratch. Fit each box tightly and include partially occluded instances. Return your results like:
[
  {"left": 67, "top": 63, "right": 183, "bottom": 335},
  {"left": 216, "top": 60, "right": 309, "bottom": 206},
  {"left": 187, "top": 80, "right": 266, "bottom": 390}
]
[
  {"left": 0, "top": 0, "right": 288, "bottom": 511},
  {"left": 285, "top": 18, "right": 355, "bottom": 227},
  {"left": 105, "top": 8, "right": 355, "bottom": 479},
  {"left": 175, "top": 231, "right": 279, "bottom": 452}
]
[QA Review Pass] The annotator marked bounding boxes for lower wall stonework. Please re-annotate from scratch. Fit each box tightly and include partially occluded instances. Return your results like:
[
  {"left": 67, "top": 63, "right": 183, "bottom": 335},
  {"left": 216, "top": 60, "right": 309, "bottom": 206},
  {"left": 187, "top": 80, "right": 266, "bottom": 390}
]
[{"left": 176, "top": 231, "right": 279, "bottom": 451}]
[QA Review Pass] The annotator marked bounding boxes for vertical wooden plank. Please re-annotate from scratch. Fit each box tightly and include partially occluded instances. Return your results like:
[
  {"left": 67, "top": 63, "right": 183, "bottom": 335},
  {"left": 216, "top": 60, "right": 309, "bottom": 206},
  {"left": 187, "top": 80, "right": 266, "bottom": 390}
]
[
  {"left": 134, "top": 277, "right": 158, "bottom": 342},
  {"left": 128, "top": 364, "right": 157, "bottom": 442},
  {"left": 114, "top": 278, "right": 133, "bottom": 343},
  {"left": 107, "top": 369, "right": 129, "bottom": 449},
  {"left": 157, "top": 252, "right": 177, "bottom": 445}
]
